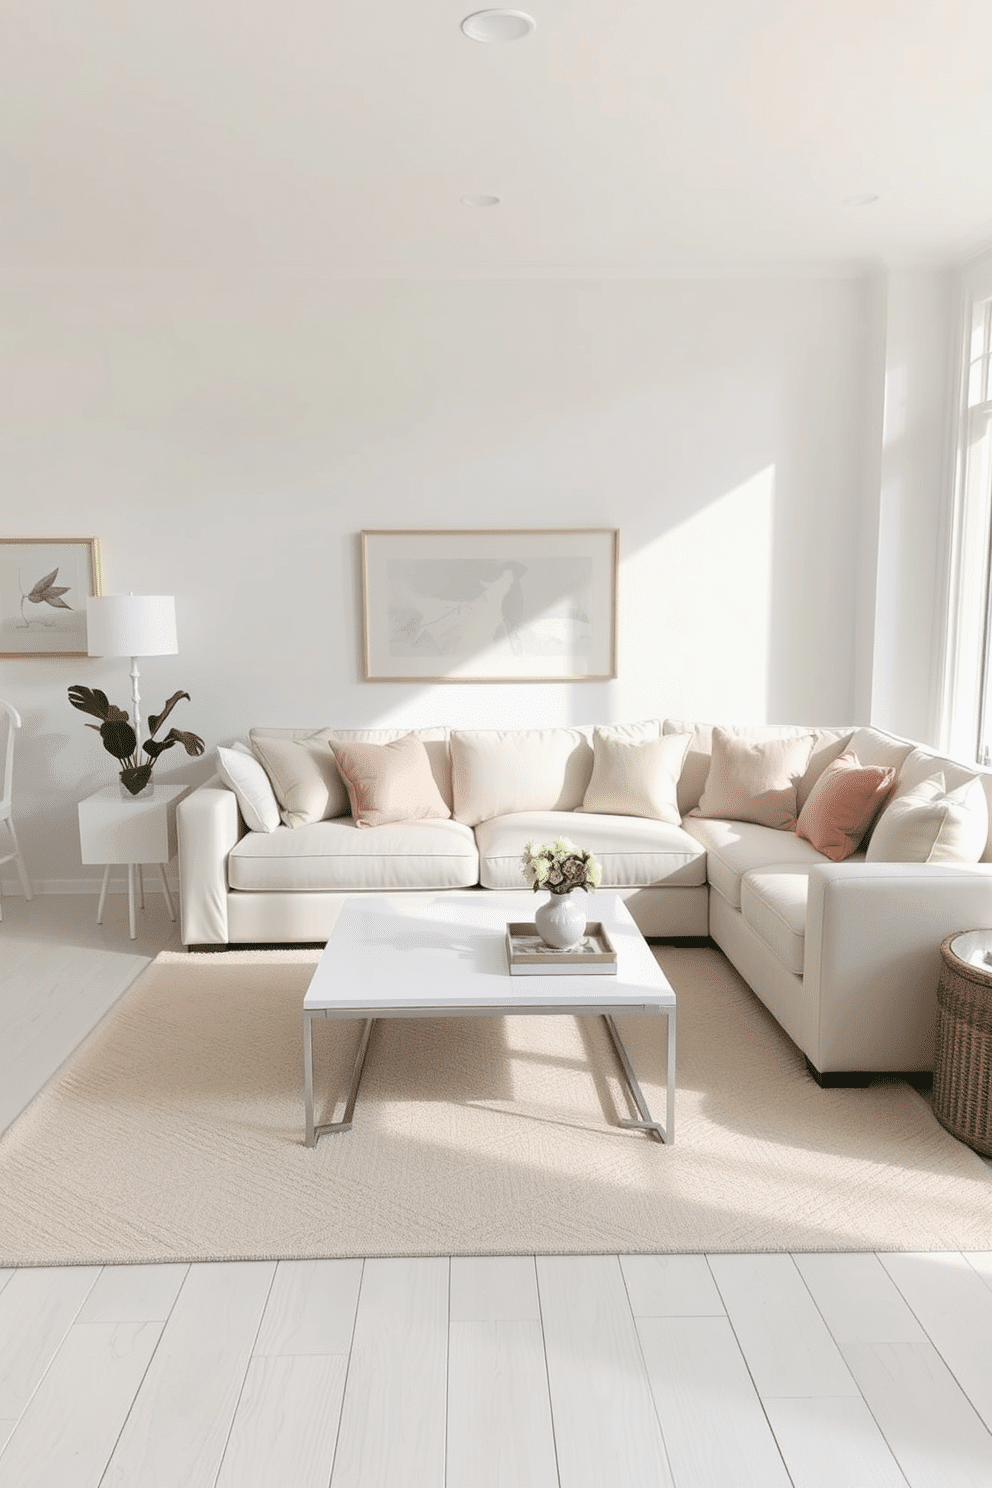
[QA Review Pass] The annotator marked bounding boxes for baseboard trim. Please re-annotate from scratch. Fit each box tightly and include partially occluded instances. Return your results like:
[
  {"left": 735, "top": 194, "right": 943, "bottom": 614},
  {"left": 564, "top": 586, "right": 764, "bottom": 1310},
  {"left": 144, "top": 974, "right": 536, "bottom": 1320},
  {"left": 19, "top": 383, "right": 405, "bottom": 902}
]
[
  {"left": 806, "top": 1057, "right": 933, "bottom": 1091},
  {"left": 648, "top": 935, "right": 715, "bottom": 948},
  {"left": 0, "top": 876, "right": 180, "bottom": 897}
]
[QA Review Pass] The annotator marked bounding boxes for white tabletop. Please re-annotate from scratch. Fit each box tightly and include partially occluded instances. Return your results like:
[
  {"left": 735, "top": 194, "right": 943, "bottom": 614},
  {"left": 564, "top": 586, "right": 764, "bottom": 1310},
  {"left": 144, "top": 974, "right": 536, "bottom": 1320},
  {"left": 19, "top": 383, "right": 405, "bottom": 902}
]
[
  {"left": 79, "top": 783, "right": 189, "bottom": 807},
  {"left": 304, "top": 891, "right": 675, "bottom": 1014}
]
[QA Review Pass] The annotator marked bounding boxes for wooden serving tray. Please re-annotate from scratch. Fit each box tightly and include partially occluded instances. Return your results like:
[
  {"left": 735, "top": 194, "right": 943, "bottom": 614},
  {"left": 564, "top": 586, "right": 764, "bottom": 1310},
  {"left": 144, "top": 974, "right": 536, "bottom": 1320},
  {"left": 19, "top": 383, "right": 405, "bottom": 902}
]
[{"left": 505, "top": 921, "right": 618, "bottom": 976}]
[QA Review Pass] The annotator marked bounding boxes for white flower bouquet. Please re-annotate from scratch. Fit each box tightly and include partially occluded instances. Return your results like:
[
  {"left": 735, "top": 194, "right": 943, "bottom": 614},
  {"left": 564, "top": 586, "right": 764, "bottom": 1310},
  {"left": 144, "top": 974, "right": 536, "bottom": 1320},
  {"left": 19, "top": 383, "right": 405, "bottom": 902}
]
[{"left": 521, "top": 837, "right": 603, "bottom": 896}]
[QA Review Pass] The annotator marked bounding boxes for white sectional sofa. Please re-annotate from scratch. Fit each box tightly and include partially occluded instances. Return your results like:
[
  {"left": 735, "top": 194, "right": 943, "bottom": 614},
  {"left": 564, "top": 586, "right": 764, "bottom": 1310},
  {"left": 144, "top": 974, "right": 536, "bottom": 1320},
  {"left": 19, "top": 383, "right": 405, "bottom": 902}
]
[{"left": 177, "top": 718, "right": 992, "bottom": 1084}]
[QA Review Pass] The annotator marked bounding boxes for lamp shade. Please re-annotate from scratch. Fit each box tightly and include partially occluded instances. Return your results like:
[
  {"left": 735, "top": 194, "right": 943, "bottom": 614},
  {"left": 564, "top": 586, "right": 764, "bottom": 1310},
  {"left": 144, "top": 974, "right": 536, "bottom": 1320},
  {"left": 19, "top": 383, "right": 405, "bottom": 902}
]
[{"left": 86, "top": 595, "right": 178, "bottom": 658}]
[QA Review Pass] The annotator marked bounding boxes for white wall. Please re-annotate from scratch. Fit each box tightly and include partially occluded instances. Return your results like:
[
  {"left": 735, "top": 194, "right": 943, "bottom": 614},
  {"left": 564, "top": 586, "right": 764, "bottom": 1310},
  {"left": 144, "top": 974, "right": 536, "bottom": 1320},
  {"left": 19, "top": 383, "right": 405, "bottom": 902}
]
[
  {"left": 0, "top": 272, "right": 870, "bottom": 887},
  {"left": 864, "top": 267, "right": 954, "bottom": 745}
]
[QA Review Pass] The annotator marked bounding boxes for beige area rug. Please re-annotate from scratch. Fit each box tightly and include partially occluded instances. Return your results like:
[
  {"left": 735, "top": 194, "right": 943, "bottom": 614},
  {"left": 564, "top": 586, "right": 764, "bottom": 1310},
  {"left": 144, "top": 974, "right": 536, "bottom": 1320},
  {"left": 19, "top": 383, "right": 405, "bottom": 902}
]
[{"left": 1, "top": 946, "right": 990, "bottom": 1265}]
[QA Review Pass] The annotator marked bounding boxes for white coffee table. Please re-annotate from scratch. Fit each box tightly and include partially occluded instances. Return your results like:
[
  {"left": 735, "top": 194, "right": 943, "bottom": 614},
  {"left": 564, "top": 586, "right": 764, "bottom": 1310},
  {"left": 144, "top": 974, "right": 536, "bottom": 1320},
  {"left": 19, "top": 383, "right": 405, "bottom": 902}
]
[{"left": 303, "top": 891, "right": 677, "bottom": 1147}]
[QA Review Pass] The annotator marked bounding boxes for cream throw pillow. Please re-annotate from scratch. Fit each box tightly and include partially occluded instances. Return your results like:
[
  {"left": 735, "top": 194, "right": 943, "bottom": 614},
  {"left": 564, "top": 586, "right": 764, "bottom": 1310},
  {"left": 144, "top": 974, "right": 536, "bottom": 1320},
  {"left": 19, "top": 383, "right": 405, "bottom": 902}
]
[
  {"left": 215, "top": 743, "right": 281, "bottom": 833},
  {"left": 690, "top": 728, "right": 816, "bottom": 831},
  {"left": 329, "top": 733, "right": 451, "bottom": 829},
  {"left": 577, "top": 730, "right": 690, "bottom": 824},
  {"left": 866, "top": 773, "right": 989, "bottom": 864}
]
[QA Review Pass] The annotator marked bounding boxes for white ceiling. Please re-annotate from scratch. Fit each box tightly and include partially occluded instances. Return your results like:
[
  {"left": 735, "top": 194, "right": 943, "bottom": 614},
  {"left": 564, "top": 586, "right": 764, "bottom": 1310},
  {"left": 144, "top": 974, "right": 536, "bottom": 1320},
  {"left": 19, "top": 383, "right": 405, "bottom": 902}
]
[{"left": 2, "top": 0, "right": 991, "bottom": 276}]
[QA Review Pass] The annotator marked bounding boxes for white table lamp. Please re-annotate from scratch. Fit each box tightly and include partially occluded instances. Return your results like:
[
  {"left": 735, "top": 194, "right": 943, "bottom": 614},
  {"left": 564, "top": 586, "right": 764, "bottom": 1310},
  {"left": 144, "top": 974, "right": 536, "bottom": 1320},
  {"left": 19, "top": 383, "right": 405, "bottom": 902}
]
[{"left": 87, "top": 594, "right": 178, "bottom": 746}]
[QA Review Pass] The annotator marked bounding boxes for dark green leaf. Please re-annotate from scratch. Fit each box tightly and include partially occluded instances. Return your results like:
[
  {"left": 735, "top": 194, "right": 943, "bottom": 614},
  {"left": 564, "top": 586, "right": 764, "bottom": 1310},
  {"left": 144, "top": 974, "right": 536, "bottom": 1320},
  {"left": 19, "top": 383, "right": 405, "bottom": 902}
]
[
  {"left": 167, "top": 728, "right": 205, "bottom": 758},
  {"left": 147, "top": 691, "right": 191, "bottom": 737},
  {"left": 68, "top": 685, "right": 113, "bottom": 720},
  {"left": 143, "top": 737, "right": 176, "bottom": 758},
  {"left": 100, "top": 718, "right": 137, "bottom": 760}
]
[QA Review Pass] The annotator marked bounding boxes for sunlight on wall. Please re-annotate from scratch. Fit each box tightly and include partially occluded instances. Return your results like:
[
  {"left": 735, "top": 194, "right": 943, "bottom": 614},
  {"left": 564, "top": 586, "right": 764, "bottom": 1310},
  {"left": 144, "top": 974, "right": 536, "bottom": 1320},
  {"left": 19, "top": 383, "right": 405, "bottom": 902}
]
[{"left": 617, "top": 467, "right": 776, "bottom": 721}]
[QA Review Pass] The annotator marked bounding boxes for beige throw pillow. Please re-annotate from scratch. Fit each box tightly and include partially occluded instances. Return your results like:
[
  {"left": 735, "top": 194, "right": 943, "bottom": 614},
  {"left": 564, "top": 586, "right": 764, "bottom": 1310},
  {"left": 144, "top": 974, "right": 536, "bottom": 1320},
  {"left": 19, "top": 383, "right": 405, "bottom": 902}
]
[
  {"left": 690, "top": 728, "right": 816, "bottom": 831},
  {"left": 577, "top": 730, "right": 691, "bottom": 824},
  {"left": 866, "top": 773, "right": 989, "bottom": 864},
  {"left": 249, "top": 728, "right": 349, "bottom": 828},
  {"left": 329, "top": 733, "right": 451, "bottom": 829}
]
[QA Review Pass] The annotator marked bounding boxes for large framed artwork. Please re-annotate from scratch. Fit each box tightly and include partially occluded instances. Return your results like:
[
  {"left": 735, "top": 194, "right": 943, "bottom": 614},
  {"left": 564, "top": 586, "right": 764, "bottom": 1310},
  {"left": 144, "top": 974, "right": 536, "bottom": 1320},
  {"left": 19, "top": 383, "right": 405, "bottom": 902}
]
[
  {"left": 361, "top": 529, "right": 618, "bottom": 682},
  {"left": 0, "top": 538, "right": 103, "bottom": 657}
]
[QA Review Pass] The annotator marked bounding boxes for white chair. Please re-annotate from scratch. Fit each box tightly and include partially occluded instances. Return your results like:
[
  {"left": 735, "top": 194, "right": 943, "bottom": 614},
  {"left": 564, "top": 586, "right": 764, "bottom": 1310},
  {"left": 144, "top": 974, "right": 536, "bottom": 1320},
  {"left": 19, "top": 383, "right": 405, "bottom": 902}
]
[{"left": 0, "top": 699, "right": 34, "bottom": 918}]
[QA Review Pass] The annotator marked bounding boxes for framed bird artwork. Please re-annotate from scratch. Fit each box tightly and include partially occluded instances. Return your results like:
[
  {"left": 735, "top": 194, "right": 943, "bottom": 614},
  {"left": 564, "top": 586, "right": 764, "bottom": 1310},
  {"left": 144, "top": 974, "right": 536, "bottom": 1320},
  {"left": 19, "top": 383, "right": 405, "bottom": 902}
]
[{"left": 361, "top": 529, "right": 618, "bottom": 682}]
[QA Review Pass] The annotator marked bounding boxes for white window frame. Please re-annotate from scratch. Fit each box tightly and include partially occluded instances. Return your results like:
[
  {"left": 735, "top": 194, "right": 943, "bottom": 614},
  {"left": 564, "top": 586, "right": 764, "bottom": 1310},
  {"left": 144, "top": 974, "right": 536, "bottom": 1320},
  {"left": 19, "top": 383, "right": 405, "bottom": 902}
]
[{"left": 941, "top": 289, "right": 992, "bottom": 763}]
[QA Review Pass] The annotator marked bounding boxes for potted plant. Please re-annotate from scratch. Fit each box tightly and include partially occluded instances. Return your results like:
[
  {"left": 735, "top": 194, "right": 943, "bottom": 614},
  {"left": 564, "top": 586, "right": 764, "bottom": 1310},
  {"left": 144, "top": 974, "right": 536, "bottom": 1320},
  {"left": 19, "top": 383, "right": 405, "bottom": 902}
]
[{"left": 68, "top": 685, "right": 204, "bottom": 796}]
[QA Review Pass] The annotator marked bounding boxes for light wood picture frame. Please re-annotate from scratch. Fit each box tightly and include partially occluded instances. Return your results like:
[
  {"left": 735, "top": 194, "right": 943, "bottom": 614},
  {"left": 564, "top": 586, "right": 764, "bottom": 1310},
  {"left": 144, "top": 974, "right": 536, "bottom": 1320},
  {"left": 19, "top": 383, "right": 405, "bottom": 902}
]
[
  {"left": 0, "top": 537, "right": 103, "bottom": 657},
  {"left": 361, "top": 529, "right": 618, "bottom": 682}
]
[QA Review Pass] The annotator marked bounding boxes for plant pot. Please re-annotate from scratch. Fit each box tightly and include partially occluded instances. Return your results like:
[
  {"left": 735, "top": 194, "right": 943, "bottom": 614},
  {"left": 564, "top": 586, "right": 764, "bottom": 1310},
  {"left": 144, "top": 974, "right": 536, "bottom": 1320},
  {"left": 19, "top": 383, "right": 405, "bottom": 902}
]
[
  {"left": 119, "top": 777, "right": 154, "bottom": 801},
  {"left": 534, "top": 889, "right": 586, "bottom": 950}
]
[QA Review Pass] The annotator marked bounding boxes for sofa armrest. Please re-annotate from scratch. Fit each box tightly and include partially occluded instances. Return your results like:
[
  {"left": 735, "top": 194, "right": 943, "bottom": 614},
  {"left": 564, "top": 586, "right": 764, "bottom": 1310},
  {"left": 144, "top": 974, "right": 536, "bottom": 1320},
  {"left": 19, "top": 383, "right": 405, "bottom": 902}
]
[
  {"left": 803, "top": 861, "right": 992, "bottom": 1073},
  {"left": 177, "top": 776, "right": 244, "bottom": 946}
]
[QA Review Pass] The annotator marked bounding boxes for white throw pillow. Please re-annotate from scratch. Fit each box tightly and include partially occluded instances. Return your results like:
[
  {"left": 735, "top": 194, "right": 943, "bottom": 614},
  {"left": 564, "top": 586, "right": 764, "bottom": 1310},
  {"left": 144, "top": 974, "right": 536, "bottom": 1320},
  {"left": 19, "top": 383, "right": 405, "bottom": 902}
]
[
  {"left": 577, "top": 730, "right": 690, "bottom": 824},
  {"left": 866, "top": 773, "right": 989, "bottom": 864},
  {"left": 216, "top": 743, "right": 281, "bottom": 833}
]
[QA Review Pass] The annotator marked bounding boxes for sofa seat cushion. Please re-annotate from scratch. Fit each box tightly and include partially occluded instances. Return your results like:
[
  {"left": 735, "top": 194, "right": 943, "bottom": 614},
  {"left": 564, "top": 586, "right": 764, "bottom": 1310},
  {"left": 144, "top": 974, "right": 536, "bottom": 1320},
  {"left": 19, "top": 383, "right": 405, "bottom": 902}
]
[
  {"left": 228, "top": 818, "right": 479, "bottom": 892},
  {"left": 681, "top": 816, "right": 832, "bottom": 909},
  {"left": 474, "top": 810, "right": 707, "bottom": 891},
  {"left": 739, "top": 867, "right": 812, "bottom": 976}
]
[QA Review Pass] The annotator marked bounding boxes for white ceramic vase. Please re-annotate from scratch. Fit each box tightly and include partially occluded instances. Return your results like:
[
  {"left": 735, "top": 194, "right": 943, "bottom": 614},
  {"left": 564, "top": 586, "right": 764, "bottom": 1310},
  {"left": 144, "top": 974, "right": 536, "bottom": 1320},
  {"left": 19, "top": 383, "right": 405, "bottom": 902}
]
[{"left": 534, "top": 889, "right": 587, "bottom": 950}]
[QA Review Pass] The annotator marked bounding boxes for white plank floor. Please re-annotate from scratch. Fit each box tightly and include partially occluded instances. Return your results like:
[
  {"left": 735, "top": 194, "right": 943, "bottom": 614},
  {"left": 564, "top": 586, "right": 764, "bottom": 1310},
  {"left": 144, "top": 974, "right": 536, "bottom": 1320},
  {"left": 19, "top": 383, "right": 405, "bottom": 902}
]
[{"left": 3, "top": 896, "right": 992, "bottom": 1486}]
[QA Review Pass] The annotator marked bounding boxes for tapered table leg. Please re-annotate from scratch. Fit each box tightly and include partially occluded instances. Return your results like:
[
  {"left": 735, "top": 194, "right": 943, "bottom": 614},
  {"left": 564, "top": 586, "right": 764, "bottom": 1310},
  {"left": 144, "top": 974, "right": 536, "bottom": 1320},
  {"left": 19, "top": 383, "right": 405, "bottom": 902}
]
[
  {"left": 156, "top": 864, "right": 176, "bottom": 921},
  {"left": 96, "top": 865, "right": 112, "bottom": 925}
]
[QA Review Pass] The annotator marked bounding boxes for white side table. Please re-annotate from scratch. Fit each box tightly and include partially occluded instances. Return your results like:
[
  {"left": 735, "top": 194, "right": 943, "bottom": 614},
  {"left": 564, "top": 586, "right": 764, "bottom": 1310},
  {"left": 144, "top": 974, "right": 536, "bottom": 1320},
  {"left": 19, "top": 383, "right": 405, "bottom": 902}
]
[{"left": 78, "top": 783, "right": 189, "bottom": 939}]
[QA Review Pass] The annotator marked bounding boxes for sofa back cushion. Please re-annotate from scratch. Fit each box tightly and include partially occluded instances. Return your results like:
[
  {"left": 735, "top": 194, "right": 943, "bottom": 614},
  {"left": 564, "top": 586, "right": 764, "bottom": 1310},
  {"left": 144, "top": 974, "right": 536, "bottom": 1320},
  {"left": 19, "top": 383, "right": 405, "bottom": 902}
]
[
  {"left": 250, "top": 726, "right": 451, "bottom": 828},
  {"left": 664, "top": 719, "right": 853, "bottom": 818},
  {"left": 844, "top": 727, "right": 915, "bottom": 775},
  {"left": 450, "top": 721, "right": 660, "bottom": 826}
]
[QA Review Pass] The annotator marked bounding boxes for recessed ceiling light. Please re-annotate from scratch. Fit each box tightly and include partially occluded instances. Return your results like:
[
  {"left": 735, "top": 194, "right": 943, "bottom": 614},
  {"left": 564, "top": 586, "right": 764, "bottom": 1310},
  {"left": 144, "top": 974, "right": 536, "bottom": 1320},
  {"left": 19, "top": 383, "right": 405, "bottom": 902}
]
[
  {"left": 843, "top": 193, "right": 881, "bottom": 207},
  {"left": 461, "top": 194, "right": 501, "bottom": 207},
  {"left": 461, "top": 10, "right": 536, "bottom": 43}
]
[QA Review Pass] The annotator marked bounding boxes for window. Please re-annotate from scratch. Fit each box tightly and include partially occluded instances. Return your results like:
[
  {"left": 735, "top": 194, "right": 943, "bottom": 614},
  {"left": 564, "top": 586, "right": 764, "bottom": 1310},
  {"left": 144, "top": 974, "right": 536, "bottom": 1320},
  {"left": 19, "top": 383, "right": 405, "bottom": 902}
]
[
  {"left": 942, "top": 293, "right": 992, "bottom": 762},
  {"left": 969, "top": 300, "right": 992, "bottom": 762}
]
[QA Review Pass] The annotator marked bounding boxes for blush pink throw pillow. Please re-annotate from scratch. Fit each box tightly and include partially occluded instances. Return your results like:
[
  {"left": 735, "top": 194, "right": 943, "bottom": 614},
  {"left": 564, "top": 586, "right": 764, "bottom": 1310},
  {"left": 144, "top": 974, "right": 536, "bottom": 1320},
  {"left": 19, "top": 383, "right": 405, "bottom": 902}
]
[
  {"left": 796, "top": 751, "right": 895, "bottom": 861},
  {"left": 329, "top": 733, "right": 451, "bottom": 829}
]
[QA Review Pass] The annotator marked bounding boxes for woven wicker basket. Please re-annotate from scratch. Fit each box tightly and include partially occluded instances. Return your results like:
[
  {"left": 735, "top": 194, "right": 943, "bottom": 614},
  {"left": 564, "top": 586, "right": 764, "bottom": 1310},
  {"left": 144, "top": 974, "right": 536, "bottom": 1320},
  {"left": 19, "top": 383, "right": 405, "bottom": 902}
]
[{"left": 933, "top": 933, "right": 992, "bottom": 1157}]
